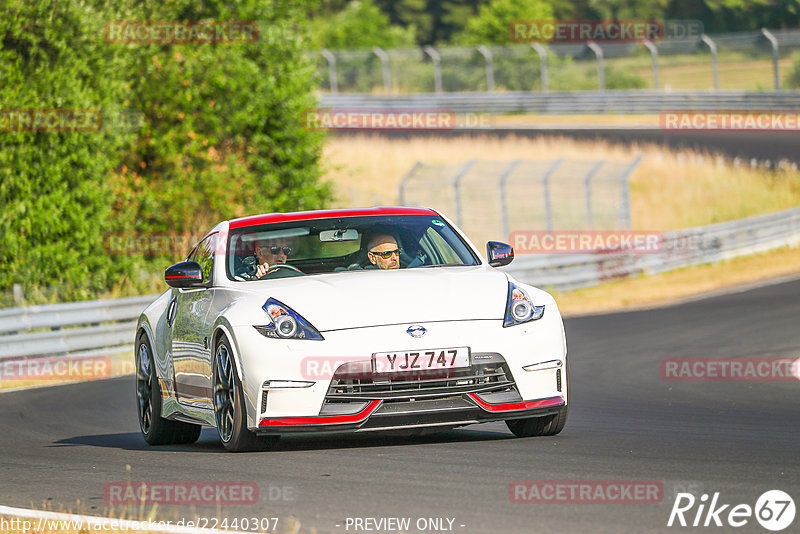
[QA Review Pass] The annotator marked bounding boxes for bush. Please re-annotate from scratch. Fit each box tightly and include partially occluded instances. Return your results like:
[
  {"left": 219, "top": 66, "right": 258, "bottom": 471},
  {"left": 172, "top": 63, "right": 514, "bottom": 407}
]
[
  {"left": 0, "top": 0, "right": 137, "bottom": 301},
  {"left": 0, "top": 0, "right": 331, "bottom": 304}
]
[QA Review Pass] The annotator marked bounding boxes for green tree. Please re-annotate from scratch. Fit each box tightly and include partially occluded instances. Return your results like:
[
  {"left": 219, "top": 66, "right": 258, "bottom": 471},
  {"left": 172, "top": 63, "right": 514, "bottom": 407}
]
[
  {"left": 454, "top": 0, "right": 555, "bottom": 45},
  {"left": 310, "top": 0, "right": 416, "bottom": 49}
]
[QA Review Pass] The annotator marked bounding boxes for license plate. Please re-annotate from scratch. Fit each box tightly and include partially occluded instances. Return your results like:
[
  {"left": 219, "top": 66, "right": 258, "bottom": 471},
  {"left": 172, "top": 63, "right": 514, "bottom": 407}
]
[{"left": 372, "top": 347, "right": 470, "bottom": 374}]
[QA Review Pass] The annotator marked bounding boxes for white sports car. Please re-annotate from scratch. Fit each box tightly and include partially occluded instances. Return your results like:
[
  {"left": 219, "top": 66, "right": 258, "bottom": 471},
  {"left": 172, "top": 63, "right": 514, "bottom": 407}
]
[{"left": 135, "top": 207, "right": 568, "bottom": 451}]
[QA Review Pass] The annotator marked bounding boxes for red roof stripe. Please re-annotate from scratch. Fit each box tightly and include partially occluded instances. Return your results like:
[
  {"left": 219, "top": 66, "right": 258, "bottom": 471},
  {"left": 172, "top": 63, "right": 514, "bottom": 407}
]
[{"left": 229, "top": 207, "right": 436, "bottom": 229}]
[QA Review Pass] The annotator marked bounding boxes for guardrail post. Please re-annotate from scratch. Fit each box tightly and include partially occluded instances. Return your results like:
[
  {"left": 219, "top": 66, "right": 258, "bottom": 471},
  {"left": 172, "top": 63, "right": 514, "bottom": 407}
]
[
  {"left": 618, "top": 155, "right": 642, "bottom": 229},
  {"left": 453, "top": 160, "right": 477, "bottom": 227},
  {"left": 476, "top": 45, "right": 495, "bottom": 92},
  {"left": 373, "top": 47, "right": 391, "bottom": 93},
  {"left": 587, "top": 41, "right": 605, "bottom": 90},
  {"left": 423, "top": 45, "right": 443, "bottom": 93},
  {"left": 397, "top": 161, "right": 422, "bottom": 205},
  {"left": 583, "top": 161, "right": 605, "bottom": 229},
  {"left": 12, "top": 284, "right": 24, "bottom": 307},
  {"left": 321, "top": 49, "right": 338, "bottom": 93},
  {"left": 642, "top": 40, "right": 660, "bottom": 90},
  {"left": 542, "top": 158, "right": 564, "bottom": 231},
  {"left": 531, "top": 43, "right": 549, "bottom": 92},
  {"left": 761, "top": 28, "right": 780, "bottom": 90},
  {"left": 700, "top": 34, "right": 719, "bottom": 90},
  {"left": 498, "top": 159, "right": 522, "bottom": 240}
]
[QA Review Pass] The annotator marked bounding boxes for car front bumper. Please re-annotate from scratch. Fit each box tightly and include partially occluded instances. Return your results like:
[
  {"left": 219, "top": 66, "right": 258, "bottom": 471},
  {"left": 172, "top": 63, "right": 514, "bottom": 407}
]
[{"left": 229, "top": 311, "right": 567, "bottom": 433}]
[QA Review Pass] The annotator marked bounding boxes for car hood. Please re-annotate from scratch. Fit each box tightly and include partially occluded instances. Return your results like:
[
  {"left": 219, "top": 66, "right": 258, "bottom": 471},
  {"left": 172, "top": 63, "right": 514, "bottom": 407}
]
[{"left": 238, "top": 266, "right": 511, "bottom": 331}]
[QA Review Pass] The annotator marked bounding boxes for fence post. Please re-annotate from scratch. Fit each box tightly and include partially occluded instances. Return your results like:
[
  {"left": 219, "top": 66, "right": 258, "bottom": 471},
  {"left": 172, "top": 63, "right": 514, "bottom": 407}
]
[
  {"left": 373, "top": 46, "right": 391, "bottom": 93},
  {"left": 761, "top": 28, "right": 779, "bottom": 91},
  {"left": 700, "top": 34, "right": 719, "bottom": 90},
  {"left": 618, "top": 155, "right": 642, "bottom": 229},
  {"left": 453, "top": 160, "right": 477, "bottom": 227},
  {"left": 531, "top": 43, "right": 549, "bottom": 92},
  {"left": 423, "top": 45, "right": 443, "bottom": 93},
  {"left": 12, "top": 284, "right": 24, "bottom": 307},
  {"left": 582, "top": 161, "right": 605, "bottom": 229},
  {"left": 587, "top": 41, "right": 605, "bottom": 90},
  {"left": 498, "top": 159, "right": 522, "bottom": 240},
  {"left": 642, "top": 40, "right": 660, "bottom": 90},
  {"left": 542, "top": 158, "right": 564, "bottom": 231},
  {"left": 476, "top": 45, "right": 495, "bottom": 92},
  {"left": 321, "top": 49, "right": 338, "bottom": 93},
  {"left": 397, "top": 161, "right": 422, "bottom": 205}
]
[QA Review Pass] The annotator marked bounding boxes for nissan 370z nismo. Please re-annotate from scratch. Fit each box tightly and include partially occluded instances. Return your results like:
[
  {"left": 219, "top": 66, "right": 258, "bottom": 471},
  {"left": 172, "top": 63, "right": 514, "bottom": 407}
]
[{"left": 135, "top": 207, "right": 568, "bottom": 451}]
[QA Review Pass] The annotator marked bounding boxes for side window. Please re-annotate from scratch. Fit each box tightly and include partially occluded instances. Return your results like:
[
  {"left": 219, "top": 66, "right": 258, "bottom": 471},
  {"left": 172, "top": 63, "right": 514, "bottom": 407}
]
[
  {"left": 188, "top": 233, "right": 218, "bottom": 283},
  {"left": 424, "top": 227, "right": 461, "bottom": 264}
]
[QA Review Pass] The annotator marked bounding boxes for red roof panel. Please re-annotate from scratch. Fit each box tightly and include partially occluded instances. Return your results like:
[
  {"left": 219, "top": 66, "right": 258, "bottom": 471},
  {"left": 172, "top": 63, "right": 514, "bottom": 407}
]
[{"left": 229, "top": 206, "right": 437, "bottom": 229}]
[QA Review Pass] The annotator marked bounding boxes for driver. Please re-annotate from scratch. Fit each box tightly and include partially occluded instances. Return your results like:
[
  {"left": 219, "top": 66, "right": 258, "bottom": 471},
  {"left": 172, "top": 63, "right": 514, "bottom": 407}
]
[
  {"left": 252, "top": 237, "right": 297, "bottom": 278},
  {"left": 366, "top": 233, "right": 401, "bottom": 270}
]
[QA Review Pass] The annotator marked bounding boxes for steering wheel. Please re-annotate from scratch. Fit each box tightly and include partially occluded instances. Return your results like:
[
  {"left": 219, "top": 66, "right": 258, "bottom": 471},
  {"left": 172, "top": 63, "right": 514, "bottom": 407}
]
[
  {"left": 270, "top": 263, "right": 302, "bottom": 273},
  {"left": 254, "top": 263, "right": 303, "bottom": 279}
]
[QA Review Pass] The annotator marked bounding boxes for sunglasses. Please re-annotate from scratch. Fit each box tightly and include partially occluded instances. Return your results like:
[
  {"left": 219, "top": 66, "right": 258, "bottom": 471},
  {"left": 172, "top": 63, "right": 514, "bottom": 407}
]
[
  {"left": 259, "top": 245, "right": 292, "bottom": 256},
  {"left": 370, "top": 248, "right": 401, "bottom": 259}
]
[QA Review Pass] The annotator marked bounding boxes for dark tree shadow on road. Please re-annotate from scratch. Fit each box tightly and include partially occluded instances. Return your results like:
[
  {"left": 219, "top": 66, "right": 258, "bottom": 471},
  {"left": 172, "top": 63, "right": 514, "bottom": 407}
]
[{"left": 51, "top": 425, "right": 516, "bottom": 453}]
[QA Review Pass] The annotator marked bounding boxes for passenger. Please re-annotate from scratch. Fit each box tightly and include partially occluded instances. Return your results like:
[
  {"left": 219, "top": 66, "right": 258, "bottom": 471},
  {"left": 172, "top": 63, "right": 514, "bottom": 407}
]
[{"left": 366, "top": 234, "right": 401, "bottom": 270}]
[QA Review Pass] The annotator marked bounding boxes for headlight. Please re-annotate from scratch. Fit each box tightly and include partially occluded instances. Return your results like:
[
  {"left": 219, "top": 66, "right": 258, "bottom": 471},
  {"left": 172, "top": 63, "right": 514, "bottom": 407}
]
[
  {"left": 503, "top": 282, "right": 545, "bottom": 327},
  {"left": 254, "top": 298, "right": 324, "bottom": 340}
]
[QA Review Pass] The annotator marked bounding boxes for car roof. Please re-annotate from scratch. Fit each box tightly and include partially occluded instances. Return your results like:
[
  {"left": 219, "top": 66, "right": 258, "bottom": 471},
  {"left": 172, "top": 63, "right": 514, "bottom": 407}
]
[{"left": 228, "top": 206, "right": 438, "bottom": 230}]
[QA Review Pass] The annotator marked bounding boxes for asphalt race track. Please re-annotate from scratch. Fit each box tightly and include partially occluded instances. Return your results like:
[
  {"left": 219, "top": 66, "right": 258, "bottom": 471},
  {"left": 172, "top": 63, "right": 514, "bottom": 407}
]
[
  {"left": 0, "top": 279, "right": 798, "bottom": 533},
  {"left": 342, "top": 128, "right": 800, "bottom": 166}
]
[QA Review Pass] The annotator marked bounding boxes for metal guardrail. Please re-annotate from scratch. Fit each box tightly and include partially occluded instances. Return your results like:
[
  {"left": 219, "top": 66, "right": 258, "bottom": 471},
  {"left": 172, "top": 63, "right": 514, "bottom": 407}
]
[
  {"left": 2, "top": 206, "right": 799, "bottom": 360},
  {"left": 0, "top": 295, "right": 155, "bottom": 360},
  {"left": 319, "top": 91, "right": 800, "bottom": 115},
  {"left": 502, "top": 206, "right": 800, "bottom": 291}
]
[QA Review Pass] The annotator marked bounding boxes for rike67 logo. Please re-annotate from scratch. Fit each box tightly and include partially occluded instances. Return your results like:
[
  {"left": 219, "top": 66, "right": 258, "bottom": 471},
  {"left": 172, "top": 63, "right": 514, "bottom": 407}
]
[{"left": 668, "top": 490, "right": 795, "bottom": 531}]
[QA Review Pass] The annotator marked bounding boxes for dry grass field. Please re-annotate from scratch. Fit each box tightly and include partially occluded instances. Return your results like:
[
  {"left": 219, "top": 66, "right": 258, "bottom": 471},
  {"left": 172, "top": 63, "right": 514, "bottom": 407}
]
[
  {"left": 321, "top": 133, "right": 800, "bottom": 314},
  {"left": 322, "top": 134, "right": 800, "bottom": 230}
]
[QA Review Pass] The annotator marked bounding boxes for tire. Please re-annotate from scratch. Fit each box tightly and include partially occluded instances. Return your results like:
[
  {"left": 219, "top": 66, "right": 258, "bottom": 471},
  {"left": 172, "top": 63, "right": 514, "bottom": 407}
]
[
  {"left": 505, "top": 404, "right": 568, "bottom": 437},
  {"left": 213, "top": 335, "right": 279, "bottom": 452},
  {"left": 136, "top": 332, "right": 202, "bottom": 445}
]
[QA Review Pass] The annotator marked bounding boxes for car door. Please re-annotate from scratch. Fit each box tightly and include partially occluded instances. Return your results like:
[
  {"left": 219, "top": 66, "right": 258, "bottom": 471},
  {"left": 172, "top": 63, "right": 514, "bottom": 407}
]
[{"left": 171, "top": 233, "right": 218, "bottom": 408}]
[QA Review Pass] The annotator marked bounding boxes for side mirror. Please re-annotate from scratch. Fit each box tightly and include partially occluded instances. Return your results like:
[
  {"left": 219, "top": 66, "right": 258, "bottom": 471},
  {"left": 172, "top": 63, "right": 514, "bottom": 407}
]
[
  {"left": 487, "top": 241, "right": 514, "bottom": 267},
  {"left": 165, "top": 261, "right": 204, "bottom": 288}
]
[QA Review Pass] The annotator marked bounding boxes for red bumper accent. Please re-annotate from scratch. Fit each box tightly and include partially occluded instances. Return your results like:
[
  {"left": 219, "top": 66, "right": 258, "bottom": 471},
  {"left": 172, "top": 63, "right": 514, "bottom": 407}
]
[
  {"left": 258, "top": 400, "right": 382, "bottom": 427},
  {"left": 467, "top": 393, "right": 564, "bottom": 412}
]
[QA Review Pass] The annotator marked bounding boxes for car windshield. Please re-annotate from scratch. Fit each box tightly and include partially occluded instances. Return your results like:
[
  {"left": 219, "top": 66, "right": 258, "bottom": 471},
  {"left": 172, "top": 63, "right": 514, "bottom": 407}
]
[{"left": 226, "top": 214, "right": 479, "bottom": 280}]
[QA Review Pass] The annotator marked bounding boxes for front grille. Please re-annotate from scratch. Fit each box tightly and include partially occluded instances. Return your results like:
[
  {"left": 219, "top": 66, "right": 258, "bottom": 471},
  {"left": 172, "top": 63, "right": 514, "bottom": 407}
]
[{"left": 325, "top": 359, "right": 516, "bottom": 403}]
